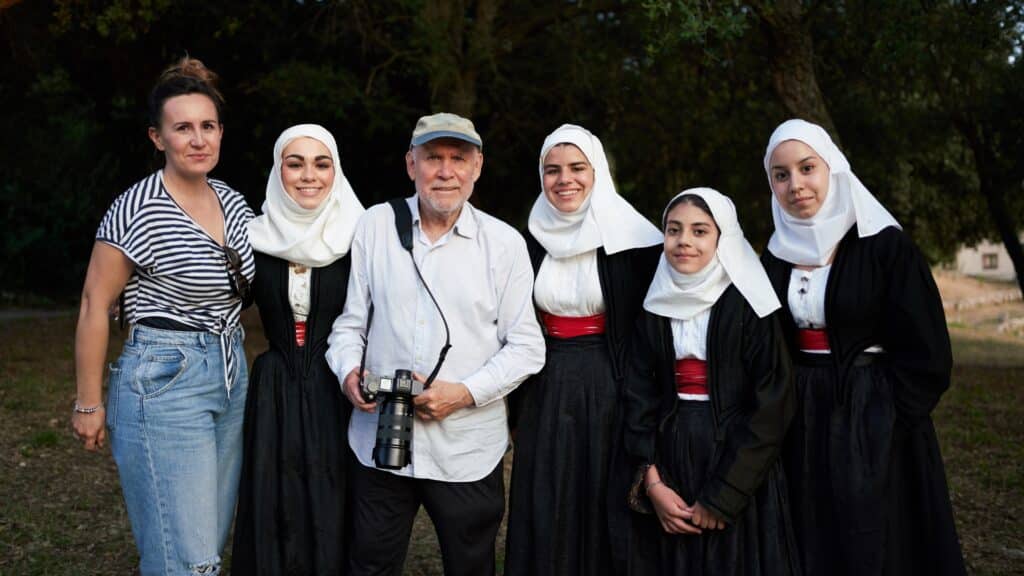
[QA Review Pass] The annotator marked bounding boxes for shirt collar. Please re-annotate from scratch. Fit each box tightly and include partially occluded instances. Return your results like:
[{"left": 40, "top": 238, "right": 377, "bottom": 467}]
[{"left": 409, "top": 194, "right": 478, "bottom": 240}]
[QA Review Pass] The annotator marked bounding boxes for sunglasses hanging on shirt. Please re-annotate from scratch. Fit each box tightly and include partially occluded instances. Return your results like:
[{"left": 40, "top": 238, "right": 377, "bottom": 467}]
[{"left": 223, "top": 245, "right": 253, "bottom": 308}]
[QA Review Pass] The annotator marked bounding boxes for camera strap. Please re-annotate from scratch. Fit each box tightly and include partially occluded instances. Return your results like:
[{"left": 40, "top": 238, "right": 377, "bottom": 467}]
[{"left": 357, "top": 198, "right": 452, "bottom": 389}]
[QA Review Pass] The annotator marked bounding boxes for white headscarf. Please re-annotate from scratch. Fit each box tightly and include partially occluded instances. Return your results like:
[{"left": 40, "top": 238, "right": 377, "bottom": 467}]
[
  {"left": 248, "top": 124, "right": 365, "bottom": 268},
  {"left": 644, "top": 188, "right": 781, "bottom": 320},
  {"left": 764, "top": 119, "right": 900, "bottom": 266},
  {"left": 528, "top": 124, "right": 662, "bottom": 258}
]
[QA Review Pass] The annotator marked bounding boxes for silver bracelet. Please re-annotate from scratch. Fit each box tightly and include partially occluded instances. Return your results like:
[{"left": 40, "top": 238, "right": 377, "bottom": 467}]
[{"left": 73, "top": 402, "right": 102, "bottom": 414}]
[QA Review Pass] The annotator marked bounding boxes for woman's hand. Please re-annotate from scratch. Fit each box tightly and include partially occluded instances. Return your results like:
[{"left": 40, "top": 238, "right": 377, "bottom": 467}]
[
  {"left": 690, "top": 502, "right": 726, "bottom": 530},
  {"left": 74, "top": 242, "right": 132, "bottom": 453},
  {"left": 71, "top": 408, "right": 107, "bottom": 451},
  {"left": 648, "top": 483, "right": 701, "bottom": 535}
]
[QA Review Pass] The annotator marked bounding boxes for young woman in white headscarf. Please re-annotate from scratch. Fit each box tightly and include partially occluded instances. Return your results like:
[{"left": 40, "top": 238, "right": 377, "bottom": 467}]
[
  {"left": 504, "top": 124, "right": 663, "bottom": 576},
  {"left": 760, "top": 119, "right": 965, "bottom": 576},
  {"left": 232, "top": 124, "right": 365, "bottom": 574},
  {"left": 623, "top": 188, "right": 799, "bottom": 576}
]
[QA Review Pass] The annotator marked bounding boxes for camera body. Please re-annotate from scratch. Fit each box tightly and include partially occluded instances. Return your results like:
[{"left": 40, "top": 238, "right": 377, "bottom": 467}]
[
  {"left": 360, "top": 369, "right": 424, "bottom": 402},
  {"left": 360, "top": 369, "right": 423, "bottom": 470}
]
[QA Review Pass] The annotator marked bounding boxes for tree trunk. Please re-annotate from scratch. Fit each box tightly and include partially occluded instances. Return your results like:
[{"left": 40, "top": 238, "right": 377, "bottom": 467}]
[
  {"left": 754, "top": 0, "right": 839, "bottom": 141},
  {"left": 950, "top": 113, "right": 1024, "bottom": 293},
  {"left": 981, "top": 181, "right": 1024, "bottom": 295},
  {"left": 420, "top": 0, "right": 499, "bottom": 115},
  {"left": 972, "top": 144, "right": 1024, "bottom": 295}
]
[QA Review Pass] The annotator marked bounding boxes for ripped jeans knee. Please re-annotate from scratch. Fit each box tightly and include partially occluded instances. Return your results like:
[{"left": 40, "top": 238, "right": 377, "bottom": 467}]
[{"left": 188, "top": 556, "right": 221, "bottom": 575}]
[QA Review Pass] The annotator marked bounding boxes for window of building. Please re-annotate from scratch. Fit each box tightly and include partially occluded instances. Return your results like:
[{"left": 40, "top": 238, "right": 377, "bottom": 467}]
[{"left": 982, "top": 253, "right": 998, "bottom": 269}]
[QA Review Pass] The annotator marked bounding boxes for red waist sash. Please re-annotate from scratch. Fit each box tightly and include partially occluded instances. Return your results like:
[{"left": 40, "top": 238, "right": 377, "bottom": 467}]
[
  {"left": 797, "top": 328, "right": 830, "bottom": 352},
  {"left": 295, "top": 320, "right": 307, "bottom": 347},
  {"left": 674, "top": 358, "right": 708, "bottom": 396},
  {"left": 541, "top": 312, "right": 607, "bottom": 339}
]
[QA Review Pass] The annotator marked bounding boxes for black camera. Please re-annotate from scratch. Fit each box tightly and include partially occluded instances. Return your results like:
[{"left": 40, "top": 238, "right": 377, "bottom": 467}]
[{"left": 360, "top": 369, "right": 425, "bottom": 470}]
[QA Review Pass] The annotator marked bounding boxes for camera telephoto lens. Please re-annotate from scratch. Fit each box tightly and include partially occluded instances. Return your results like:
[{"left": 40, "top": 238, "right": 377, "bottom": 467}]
[{"left": 372, "top": 370, "right": 415, "bottom": 469}]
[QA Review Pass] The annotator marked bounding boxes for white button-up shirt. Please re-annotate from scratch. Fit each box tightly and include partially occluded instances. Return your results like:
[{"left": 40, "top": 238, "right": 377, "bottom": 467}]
[{"left": 326, "top": 196, "right": 545, "bottom": 481}]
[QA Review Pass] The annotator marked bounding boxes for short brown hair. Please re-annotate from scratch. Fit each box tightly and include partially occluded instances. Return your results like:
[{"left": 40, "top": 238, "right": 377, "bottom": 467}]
[{"left": 148, "top": 56, "right": 224, "bottom": 128}]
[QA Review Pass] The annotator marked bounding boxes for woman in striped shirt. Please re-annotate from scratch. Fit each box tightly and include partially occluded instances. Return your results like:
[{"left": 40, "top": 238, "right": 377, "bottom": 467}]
[{"left": 72, "top": 57, "right": 254, "bottom": 576}]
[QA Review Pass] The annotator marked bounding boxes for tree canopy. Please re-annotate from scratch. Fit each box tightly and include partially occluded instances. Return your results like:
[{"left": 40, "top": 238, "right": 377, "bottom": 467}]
[{"left": 1, "top": 0, "right": 1021, "bottom": 296}]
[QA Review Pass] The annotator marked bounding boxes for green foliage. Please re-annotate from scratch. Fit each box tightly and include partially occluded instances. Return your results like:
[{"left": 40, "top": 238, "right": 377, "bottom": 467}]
[
  {"left": 640, "top": 0, "right": 749, "bottom": 58},
  {"left": 814, "top": 0, "right": 1024, "bottom": 258},
  {"left": 1, "top": 0, "right": 1022, "bottom": 297},
  {"left": 253, "top": 63, "right": 362, "bottom": 123},
  {"left": 0, "top": 66, "right": 125, "bottom": 294},
  {"left": 52, "top": 0, "right": 174, "bottom": 42}
]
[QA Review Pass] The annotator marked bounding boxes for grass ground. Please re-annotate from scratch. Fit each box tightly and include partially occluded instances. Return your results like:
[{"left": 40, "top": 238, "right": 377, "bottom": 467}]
[{"left": 1, "top": 312, "right": 1021, "bottom": 575}]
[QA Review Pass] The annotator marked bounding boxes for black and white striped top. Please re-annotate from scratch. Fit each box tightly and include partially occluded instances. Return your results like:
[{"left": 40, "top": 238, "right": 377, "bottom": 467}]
[{"left": 97, "top": 170, "right": 255, "bottom": 389}]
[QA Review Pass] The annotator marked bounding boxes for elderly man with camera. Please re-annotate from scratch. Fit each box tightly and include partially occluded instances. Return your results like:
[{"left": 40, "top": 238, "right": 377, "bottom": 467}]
[{"left": 326, "top": 112, "right": 545, "bottom": 576}]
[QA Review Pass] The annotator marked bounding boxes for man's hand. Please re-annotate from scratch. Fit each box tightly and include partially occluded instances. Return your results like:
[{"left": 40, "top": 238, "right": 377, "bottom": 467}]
[
  {"left": 412, "top": 373, "right": 474, "bottom": 421},
  {"left": 342, "top": 368, "right": 377, "bottom": 413}
]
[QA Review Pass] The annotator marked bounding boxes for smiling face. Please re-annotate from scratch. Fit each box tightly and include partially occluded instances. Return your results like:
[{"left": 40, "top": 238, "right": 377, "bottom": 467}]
[
  {"left": 148, "top": 93, "right": 223, "bottom": 181},
  {"left": 663, "top": 200, "right": 720, "bottom": 275},
  {"left": 280, "top": 137, "right": 335, "bottom": 210},
  {"left": 406, "top": 138, "right": 483, "bottom": 220},
  {"left": 541, "top": 143, "right": 595, "bottom": 213},
  {"left": 768, "top": 139, "right": 831, "bottom": 219}
]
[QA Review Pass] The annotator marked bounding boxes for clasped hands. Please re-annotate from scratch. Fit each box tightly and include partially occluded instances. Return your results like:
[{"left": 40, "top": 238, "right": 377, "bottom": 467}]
[
  {"left": 342, "top": 368, "right": 474, "bottom": 421},
  {"left": 645, "top": 467, "right": 725, "bottom": 534}
]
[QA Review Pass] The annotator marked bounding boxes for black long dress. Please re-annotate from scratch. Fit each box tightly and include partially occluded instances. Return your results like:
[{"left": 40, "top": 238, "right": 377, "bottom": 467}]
[
  {"left": 504, "top": 235, "right": 659, "bottom": 576},
  {"left": 623, "top": 286, "right": 800, "bottom": 576},
  {"left": 232, "top": 252, "right": 352, "bottom": 575},
  {"left": 761, "top": 226, "right": 966, "bottom": 576}
]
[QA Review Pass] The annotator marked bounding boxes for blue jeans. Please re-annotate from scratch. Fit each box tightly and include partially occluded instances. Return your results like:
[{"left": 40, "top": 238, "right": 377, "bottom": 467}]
[{"left": 106, "top": 324, "right": 248, "bottom": 576}]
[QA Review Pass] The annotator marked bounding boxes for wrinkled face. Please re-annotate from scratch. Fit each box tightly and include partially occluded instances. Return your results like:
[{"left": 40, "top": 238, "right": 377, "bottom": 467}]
[
  {"left": 541, "top": 144, "right": 595, "bottom": 213},
  {"left": 768, "top": 139, "right": 831, "bottom": 219},
  {"left": 663, "top": 202, "right": 720, "bottom": 275},
  {"left": 148, "top": 93, "right": 223, "bottom": 180},
  {"left": 280, "top": 137, "right": 335, "bottom": 210},
  {"left": 405, "top": 138, "right": 483, "bottom": 219}
]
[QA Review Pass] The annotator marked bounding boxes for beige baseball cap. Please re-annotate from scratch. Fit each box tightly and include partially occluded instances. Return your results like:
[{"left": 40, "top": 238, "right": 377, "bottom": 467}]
[{"left": 410, "top": 112, "right": 482, "bottom": 148}]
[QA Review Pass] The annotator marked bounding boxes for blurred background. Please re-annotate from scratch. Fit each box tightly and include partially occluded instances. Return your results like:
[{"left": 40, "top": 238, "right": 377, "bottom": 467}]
[
  {"left": 1, "top": 2, "right": 1023, "bottom": 575},
  {"left": 1, "top": 0, "right": 1022, "bottom": 301}
]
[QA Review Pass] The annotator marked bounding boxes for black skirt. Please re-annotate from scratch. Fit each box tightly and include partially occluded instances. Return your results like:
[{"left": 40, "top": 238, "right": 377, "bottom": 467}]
[
  {"left": 231, "top": 347, "right": 350, "bottom": 575},
  {"left": 784, "top": 353, "right": 964, "bottom": 576},
  {"left": 505, "top": 334, "right": 624, "bottom": 576},
  {"left": 629, "top": 401, "right": 797, "bottom": 576}
]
